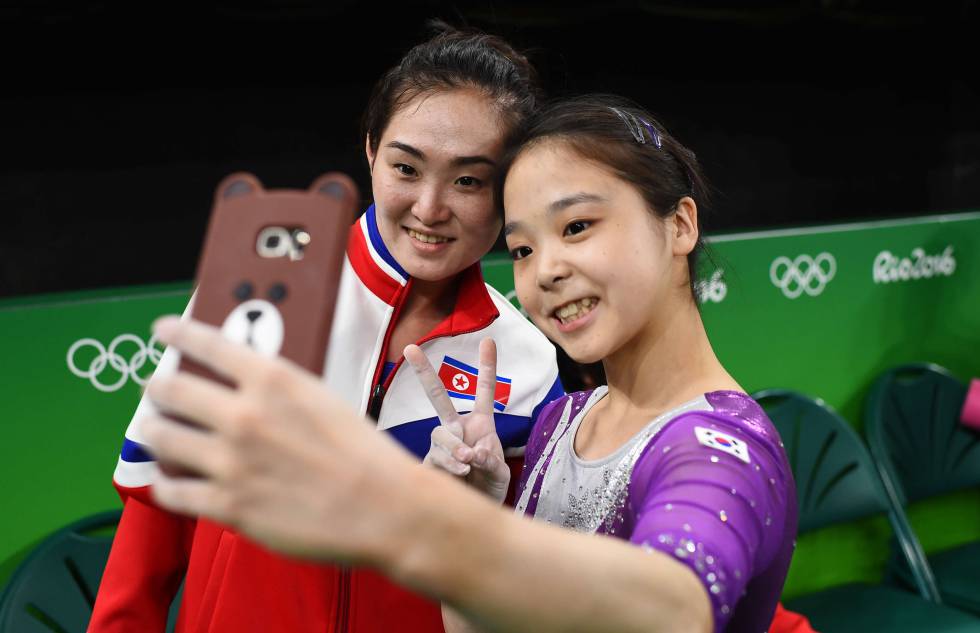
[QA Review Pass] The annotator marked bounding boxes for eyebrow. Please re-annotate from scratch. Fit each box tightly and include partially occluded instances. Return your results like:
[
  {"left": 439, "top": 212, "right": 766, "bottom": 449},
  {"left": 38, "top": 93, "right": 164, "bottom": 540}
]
[
  {"left": 503, "top": 192, "right": 606, "bottom": 236},
  {"left": 386, "top": 141, "right": 496, "bottom": 168},
  {"left": 548, "top": 192, "right": 605, "bottom": 213}
]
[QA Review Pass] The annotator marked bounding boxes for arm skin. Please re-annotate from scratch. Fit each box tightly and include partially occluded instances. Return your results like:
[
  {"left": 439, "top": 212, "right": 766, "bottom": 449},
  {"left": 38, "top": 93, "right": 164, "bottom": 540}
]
[
  {"left": 388, "top": 465, "right": 712, "bottom": 633},
  {"left": 141, "top": 316, "right": 712, "bottom": 633}
]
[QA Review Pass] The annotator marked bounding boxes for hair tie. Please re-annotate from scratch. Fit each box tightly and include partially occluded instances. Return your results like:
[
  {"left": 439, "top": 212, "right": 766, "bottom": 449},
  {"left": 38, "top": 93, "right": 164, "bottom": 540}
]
[
  {"left": 639, "top": 118, "right": 662, "bottom": 148},
  {"left": 610, "top": 107, "right": 662, "bottom": 148}
]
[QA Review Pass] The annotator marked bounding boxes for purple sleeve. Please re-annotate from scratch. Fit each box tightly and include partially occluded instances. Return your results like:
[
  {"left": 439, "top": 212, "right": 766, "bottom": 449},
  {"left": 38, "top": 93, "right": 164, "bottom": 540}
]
[{"left": 627, "top": 411, "right": 795, "bottom": 632}]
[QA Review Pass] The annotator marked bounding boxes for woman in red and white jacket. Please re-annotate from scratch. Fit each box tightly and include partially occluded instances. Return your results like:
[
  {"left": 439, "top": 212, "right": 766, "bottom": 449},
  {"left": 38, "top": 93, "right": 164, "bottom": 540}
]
[{"left": 89, "top": 24, "right": 562, "bottom": 633}]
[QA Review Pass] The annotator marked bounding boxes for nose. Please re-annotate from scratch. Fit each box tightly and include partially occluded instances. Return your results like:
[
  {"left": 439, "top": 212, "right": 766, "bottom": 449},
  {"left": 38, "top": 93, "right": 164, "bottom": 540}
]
[
  {"left": 412, "top": 183, "right": 451, "bottom": 226},
  {"left": 246, "top": 310, "right": 262, "bottom": 323},
  {"left": 535, "top": 244, "right": 572, "bottom": 291}
]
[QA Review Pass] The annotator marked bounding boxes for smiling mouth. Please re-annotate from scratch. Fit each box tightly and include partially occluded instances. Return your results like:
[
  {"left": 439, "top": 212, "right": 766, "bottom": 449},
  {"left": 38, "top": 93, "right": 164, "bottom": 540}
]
[
  {"left": 407, "top": 228, "right": 453, "bottom": 244},
  {"left": 553, "top": 297, "right": 599, "bottom": 325}
]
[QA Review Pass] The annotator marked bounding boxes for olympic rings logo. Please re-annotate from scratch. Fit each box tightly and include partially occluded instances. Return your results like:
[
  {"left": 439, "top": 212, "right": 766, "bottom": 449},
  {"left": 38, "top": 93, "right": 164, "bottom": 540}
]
[
  {"left": 769, "top": 253, "right": 837, "bottom": 299},
  {"left": 67, "top": 334, "right": 165, "bottom": 393}
]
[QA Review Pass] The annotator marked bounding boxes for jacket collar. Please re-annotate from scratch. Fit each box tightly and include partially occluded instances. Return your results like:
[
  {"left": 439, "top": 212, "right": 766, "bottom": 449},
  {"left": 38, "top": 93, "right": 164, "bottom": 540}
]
[{"left": 347, "top": 205, "right": 499, "bottom": 334}]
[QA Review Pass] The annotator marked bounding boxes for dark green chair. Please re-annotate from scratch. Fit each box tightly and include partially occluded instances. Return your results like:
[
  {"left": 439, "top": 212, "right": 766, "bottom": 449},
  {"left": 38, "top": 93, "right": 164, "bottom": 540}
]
[
  {"left": 755, "top": 389, "right": 980, "bottom": 632},
  {"left": 0, "top": 511, "right": 182, "bottom": 633},
  {"left": 865, "top": 363, "right": 980, "bottom": 615},
  {"left": 0, "top": 511, "right": 119, "bottom": 633}
]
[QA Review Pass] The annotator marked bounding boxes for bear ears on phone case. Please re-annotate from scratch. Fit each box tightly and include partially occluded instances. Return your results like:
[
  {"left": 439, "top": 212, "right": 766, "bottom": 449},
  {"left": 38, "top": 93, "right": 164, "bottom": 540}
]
[{"left": 216, "top": 172, "right": 359, "bottom": 211}]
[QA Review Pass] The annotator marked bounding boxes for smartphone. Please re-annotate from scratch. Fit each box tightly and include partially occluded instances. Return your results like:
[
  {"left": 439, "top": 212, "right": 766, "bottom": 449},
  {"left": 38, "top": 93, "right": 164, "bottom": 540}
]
[{"left": 159, "top": 171, "right": 358, "bottom": 475}]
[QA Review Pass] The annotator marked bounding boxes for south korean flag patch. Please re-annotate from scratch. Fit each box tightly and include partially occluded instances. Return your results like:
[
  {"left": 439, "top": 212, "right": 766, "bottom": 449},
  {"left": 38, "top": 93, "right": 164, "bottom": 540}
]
[{"left": 695, "top": 426, "right": 751, "bottom": 464}]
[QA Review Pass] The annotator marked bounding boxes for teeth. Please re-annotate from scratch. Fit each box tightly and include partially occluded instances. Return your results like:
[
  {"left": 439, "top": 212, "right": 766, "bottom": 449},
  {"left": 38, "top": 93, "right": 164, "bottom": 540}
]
[
  {"left": 555, "top": 297, "right": 597, "bottom": 323},
  {"left": 409, "top": 229, "right": 450, "bottom": 244}
]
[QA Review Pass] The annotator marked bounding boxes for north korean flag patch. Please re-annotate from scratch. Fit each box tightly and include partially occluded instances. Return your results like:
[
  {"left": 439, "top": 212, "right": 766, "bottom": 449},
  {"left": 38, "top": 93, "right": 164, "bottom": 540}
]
[
  {"left": 437, "top": 356, "right": 511, "bottom": 411},
  {"left": 694, "top": 426, "right": 751, "bottom": 464}
]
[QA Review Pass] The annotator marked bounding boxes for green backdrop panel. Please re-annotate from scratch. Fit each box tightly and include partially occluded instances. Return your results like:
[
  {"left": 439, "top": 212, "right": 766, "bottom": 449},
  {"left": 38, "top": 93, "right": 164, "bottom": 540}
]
[{"left": 2, "top": 211, "right": 978, "bottom": 599}]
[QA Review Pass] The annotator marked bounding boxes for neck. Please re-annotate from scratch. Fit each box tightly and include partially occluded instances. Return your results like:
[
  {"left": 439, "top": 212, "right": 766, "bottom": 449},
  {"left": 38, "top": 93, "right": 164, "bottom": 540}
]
[
  {"left": 404, "top": 275, "right": 460, "bottom": 318},
  {"left": 600, "top": 292, "right": 736, "bottom": 420}
]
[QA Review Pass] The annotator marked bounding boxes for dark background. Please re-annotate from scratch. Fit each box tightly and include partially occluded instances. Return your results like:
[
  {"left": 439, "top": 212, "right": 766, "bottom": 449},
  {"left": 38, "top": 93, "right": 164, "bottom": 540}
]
[{"left": 1, "top": 1, "right": 978, "bottom": 299}]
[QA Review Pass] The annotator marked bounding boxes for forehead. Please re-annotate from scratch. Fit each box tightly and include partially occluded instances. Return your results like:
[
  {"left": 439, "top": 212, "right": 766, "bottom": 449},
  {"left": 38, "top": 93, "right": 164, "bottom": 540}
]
[
  {"left": 503, "top": 142, "right": 619, "bottom": 221},
  {"left": 383, "top": 88, "right": 507, "bottom": 158}
]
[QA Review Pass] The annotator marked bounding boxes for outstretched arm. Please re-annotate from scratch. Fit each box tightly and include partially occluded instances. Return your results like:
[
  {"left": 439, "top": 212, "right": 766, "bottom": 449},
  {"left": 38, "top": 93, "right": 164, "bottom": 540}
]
[{"left": 142, "top": 316, "right": 711, "bottom": 633}]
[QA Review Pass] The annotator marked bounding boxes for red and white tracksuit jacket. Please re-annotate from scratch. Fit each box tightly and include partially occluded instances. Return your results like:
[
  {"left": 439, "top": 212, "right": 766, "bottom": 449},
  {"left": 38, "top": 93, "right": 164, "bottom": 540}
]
[{"left": 89, "top": 205, "right": 563, "bottom": 633}]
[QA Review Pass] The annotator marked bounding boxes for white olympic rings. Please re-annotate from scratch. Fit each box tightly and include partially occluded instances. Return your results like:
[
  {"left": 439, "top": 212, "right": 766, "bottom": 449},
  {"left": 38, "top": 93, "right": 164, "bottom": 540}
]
[
  {"left": 67, "top": 333, "right": 165, "bottom": 393},
  {"left": 769, "top": 253, "right": 837, "bottom": 299}
]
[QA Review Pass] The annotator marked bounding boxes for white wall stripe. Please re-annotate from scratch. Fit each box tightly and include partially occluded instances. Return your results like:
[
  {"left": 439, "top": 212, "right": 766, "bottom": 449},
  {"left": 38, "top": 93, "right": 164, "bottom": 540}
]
[{"left": 704, "top": 211, "right": 980, "bottom": 243}]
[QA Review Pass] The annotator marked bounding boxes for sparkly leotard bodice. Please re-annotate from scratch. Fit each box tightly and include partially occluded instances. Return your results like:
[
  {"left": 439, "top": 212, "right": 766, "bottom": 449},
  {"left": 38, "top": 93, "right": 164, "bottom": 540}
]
[{"left": 515, "top": 388, "right": 797, "bottom": 633}]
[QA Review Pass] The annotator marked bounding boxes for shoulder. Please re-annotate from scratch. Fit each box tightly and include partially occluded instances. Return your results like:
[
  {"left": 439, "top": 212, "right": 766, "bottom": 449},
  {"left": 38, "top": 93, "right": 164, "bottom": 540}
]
[
  {"left": 631, "top": 391, "right": 791, "bottom": 497},
  {"left": 526, "top": 390, "right": 594, "bottom": 449},
  {"left": 656, "top": 392, "right": 781, "bottom": 456}
]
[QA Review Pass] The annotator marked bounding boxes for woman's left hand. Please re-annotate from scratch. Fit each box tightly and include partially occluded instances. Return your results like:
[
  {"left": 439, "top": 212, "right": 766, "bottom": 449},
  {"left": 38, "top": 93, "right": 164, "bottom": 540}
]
[{"left": 141, "top": 315, "right": 418, "bottom": 565}]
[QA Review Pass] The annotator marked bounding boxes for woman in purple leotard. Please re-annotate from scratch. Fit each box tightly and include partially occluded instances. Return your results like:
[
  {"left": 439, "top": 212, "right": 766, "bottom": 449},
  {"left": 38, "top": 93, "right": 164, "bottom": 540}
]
[
  {"left": 140, "top": 94, "right": 796, "bottom": 633},
  {"left": 419, "top": 94, "right": 797, "bottom": 632}
]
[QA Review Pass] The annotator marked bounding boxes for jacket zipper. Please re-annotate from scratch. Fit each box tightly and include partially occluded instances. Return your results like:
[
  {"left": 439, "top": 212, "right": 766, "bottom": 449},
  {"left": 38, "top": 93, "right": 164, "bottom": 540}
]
[
  {"left": 337, "top": 280, "right": 411, "bottom": 632},
  {"left": 342, "top": 281, "right": 498, "bottom": 631},
  {"left": 335, "top": 567, "right": 350, "bottom": 632},
  {"left": 366, "top": 278, "right": 414, "bottom": 420}
]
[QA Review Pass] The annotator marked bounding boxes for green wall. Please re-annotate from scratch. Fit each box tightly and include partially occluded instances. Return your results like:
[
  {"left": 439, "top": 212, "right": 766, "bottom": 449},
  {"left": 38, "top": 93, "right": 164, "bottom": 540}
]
[{"left": 2, "top": 212, "right": 979, "bottom": 598}]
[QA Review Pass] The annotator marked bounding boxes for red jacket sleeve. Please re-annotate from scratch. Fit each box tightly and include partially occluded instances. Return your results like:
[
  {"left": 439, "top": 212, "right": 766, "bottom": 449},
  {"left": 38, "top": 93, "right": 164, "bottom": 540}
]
[
  {"left": 87, "top": 491, "right": 195, "bottom": 633},
  {"left": 770, "top": 603, "right": 818, "bottom": 633}
]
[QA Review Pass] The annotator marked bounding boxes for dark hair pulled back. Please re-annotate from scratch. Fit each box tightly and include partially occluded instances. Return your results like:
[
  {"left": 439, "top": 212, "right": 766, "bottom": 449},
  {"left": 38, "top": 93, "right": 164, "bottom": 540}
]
[{"left": 363, "top": 21, "right": 542, "bottom": 155}]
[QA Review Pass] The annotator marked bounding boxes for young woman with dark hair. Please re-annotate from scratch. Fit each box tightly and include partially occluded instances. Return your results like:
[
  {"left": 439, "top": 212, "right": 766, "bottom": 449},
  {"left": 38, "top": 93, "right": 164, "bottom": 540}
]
[
  {"left": 88, "top": 24, "right": 562, "bottom": 633},
  {"left": 139, "top": 94, "right": 798, "bottom": 632}
]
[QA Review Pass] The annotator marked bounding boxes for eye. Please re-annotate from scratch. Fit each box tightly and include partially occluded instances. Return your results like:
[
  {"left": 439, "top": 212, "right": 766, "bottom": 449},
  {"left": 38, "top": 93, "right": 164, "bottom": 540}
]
[
  {"left": 394, "top": 164, "right": 417, "bottom": 177},
  {"left": 233, "top": 281, "right": 254, "bottom": 301},
  {"left": 455, "top": 176, "right": 482, "bottom": 187},
  {"left": 267, "top": 283, "right": 288, "bottom": 303},
  {"left": 509, "top": 246, "right": 532, "bottom": 261},
  {"left": 564, "top": 220, "right": 591, "bottom": 236}
]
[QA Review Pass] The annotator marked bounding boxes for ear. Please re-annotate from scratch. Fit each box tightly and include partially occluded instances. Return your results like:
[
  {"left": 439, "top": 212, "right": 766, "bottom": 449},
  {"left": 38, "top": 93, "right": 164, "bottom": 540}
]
[
  {"left": 215, "top": 172, "right": 263, "bottom": 202},
  {"left": 309, "top": 172, "right": 359, "bottom": 207},
  {"left": 670, "top": 196, "right": 699, "bottom": 257},
  {"left": 365, "top": 135, "right": 377, "bottom": 171}
]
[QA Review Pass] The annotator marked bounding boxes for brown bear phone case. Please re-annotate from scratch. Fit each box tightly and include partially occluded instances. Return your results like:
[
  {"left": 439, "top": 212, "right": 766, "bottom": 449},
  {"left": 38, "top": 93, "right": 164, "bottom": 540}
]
[{"left": 160, "top": 171, "right": 358, "bottom": 476}]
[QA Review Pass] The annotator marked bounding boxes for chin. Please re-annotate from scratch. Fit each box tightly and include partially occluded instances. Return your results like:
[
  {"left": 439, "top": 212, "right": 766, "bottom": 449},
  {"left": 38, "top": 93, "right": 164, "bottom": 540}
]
[
  {"left": 568, "top": 350, "right": 605, "bottom": 365},
  {"left": 559, "top": 340, "right": 606, "bottom": 366},
  {"left": 402, "top": 258, "right": 462, "bottom": 283}
]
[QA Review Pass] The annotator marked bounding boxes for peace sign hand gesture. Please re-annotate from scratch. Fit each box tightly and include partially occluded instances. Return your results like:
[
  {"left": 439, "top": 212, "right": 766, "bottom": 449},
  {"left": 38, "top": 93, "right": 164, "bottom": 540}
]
[{"left": 404, "top": 338, "right": 510, "bottom": 504}]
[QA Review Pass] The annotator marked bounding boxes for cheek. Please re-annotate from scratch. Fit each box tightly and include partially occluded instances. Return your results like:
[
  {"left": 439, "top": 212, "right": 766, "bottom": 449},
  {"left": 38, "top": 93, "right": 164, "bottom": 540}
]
[
  {"left": 513, "top": 267, "right": 538, "bottom": 313},
  {"left": 457, "top": 201, "right": 501, "bottom": 245},
  {"left": 372, "top": 171, "right": 412, "bottom": 211},
  {"left": 374, "top": 182, "right": 404, "bottom": 212}
]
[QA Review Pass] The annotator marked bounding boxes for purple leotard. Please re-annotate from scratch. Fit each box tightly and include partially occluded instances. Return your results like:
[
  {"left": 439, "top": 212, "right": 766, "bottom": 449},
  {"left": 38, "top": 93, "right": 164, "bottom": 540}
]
[{"left": 515, "top": 388, "right": 797, "bottom": 633}]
